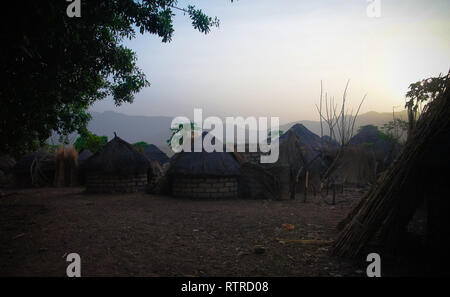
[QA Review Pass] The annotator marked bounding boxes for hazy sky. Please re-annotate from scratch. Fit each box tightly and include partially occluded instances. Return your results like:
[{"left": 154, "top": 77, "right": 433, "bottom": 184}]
[{"left": 90, "top": 0, "right": 450, "bottom": 124}]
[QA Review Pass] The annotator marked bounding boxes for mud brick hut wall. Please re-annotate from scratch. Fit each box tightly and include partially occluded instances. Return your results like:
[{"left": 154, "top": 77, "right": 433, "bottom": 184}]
[
  {"left": 86, "top": 173, "right": 147, "bottom": 193},
  {"left": 172, "top": 176, "right": 238, "bottom": 198}
]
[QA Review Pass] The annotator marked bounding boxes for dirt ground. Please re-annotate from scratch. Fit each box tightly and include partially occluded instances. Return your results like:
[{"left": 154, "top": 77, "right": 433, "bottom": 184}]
[{"left": 0, "top": 187, "right": 368, "bottom": 277}]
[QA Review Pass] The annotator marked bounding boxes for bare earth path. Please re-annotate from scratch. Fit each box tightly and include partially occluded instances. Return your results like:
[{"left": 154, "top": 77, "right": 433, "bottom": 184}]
[{"left": 0, "top": 188, "right": 364, "bottom": 276}]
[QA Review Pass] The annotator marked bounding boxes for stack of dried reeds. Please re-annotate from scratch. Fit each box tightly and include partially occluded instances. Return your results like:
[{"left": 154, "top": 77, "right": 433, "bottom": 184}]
[
  {"left": 54, "top": 146, "right": 78, "bottom": 187},
  {"left": 332, "top": 81, "right": 450, "bottom": 258}
]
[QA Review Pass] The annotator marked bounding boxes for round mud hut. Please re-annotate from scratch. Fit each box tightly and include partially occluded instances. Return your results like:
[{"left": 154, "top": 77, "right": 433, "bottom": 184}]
[
  {"left": 143, "top": 144, "right": 169, "bottom": 165},
  {"left": 168, "top": 150, "right": 241, "bottom": 199},
  {"left": 12, "top": 150, "right": 55, "bottom": 187},
  {"left": 84, "top": 136, "right": 150, "bottom": 193}
]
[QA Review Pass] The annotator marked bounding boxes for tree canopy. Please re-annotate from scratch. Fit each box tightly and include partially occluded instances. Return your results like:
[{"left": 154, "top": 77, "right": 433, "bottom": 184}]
[
  {"left": 405, "top": 74, "right": 448, "bottom": 113},
  {"left": 133, "top": 141, "right": 150, "bottom": 152},
  {"left": 73, "top": 130, "right": 108, "bottom": 154},
  {"left": 380, "top": 118, "right": 408, "bottom": 144},
  {"left": 1, "top": 0, "right": 225, "bottom": 157}
]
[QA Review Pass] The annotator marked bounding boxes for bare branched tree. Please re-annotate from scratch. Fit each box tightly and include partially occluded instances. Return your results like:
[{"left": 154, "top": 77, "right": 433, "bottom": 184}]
[
  {"left": 315, "top": 80, "right": 367, "bottom": 194},
  {"left": 316, "top": 80, "right": 366, "bottom": 149}
]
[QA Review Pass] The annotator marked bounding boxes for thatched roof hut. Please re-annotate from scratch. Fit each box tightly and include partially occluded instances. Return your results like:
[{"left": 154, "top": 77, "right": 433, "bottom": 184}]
[
  {"left": 329, "top": 147, "right": 377, "bottom": 187},
  {"left": 144, "top": 144, "right": 169, "bottom": 165},
  {"left": 280, "top": 123, "right": 322, "bottom": 162},
  {"left": 348, "top": 125, "right": 402, "bottom": 172},
  {"left": 84, "top": 135, "right": 150, "bottom": 193},
  {"left": 12, "top": 150, "right": 55, "bottom": 187},
  {"left": 348, "top": 125, "right": 390, "bottom": 152},
  {"left": 168, "top": 133, "right": 241, "bottom": 198},
  {"left": 168, "top": 151, "right": 241, "bottom": 177}
]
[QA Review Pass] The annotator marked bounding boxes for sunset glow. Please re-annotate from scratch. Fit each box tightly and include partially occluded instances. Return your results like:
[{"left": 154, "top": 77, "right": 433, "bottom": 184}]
[{"left": 90, "top": 0, "right": 450, "bottom": 123}]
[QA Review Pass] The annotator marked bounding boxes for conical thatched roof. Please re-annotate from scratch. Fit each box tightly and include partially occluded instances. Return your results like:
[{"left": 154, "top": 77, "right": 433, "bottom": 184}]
[
  {"left": 348, "top": 125, "right": 391, "bottom": 154},
  {"left": 144, "top": 144, "right": 169, "bottom": 165},
  {"left": 168, "top": 151, "right": 241, "bottom": 177},
  {"left": 348, "top": 125, "right": 403, "bottom": 173},
  {"left": 280, "top": 123, "right": 322, "bottom": 162},
  {"left": 84, "top": 136, "right": 150, "bottom": 175},
  {"left": 168, "top": 132, "right": 240, "bottom": 177}
]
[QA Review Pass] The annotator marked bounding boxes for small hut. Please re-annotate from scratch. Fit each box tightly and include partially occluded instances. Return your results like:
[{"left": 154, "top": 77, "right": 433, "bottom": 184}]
[
  {"left": 328, "top": 147, "right": 377, "bottom": 187},
  {"left": 348, "top": 125, "right": 402, "bottom": 173},
  {"left": 84, "top": 135, "right": 150, "bottom": 193},
  {"left": 168, "top": 139, "right": 241, "bottom": 199},
  {"left": 12, "top": 150, "right": 55, "bottom": 187},
  {"left": 143, "top": 144, "right": 169, "bottom": 165},
  {"left": 280, "top": 123, "right": 322, "bottom": 162}
]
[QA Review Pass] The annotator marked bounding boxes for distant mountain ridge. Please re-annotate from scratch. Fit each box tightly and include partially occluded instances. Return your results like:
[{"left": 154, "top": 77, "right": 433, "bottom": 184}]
[
  {"left": 81, "top": 110, "right": 407, "bottom": 156},
  {"left": 280, "top": 110, "right": 408, "bottom": 137}
]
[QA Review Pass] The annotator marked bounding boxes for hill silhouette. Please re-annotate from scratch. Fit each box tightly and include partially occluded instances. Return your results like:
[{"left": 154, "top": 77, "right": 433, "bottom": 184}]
[{"left": 49, "top": 110, "right": 407, "bottom": 157}]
